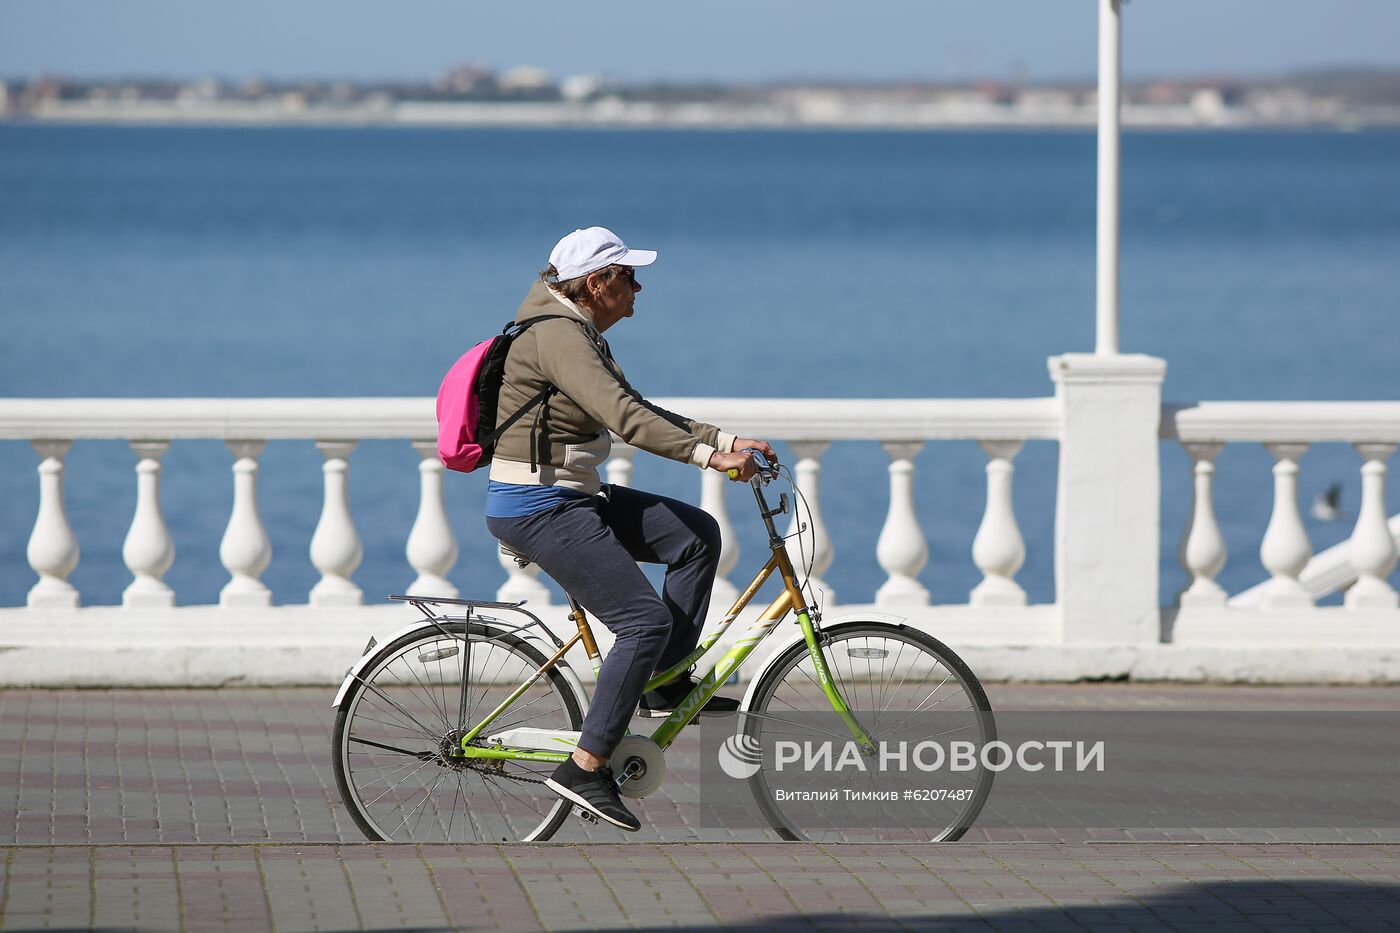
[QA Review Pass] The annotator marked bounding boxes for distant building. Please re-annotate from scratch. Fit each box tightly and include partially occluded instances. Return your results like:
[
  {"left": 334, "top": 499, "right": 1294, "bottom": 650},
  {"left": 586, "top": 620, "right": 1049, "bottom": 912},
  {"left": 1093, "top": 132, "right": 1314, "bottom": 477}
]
[
  {"left": 498, "top": 67, "right": 557, "bottom": 99},
  {"left": 439, "top": 63, "right": 494, "bottom": 95}
]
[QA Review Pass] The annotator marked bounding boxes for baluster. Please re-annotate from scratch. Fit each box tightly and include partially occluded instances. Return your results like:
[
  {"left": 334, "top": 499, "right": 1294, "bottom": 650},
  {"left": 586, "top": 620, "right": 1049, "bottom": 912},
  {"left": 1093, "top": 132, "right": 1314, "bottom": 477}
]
[
  {"left": 875, "top": 442, "right": 929, "bottom": 606},
  {"left": 1346, "top": 443, "right": 1398, "bottom": 609},
  {"left": 122, "top": 440, "right": 175, "bottom": 608},
  {"left": 406, "top": 441, "right": 459, "bottom": 597},
  {"left": 606, "top": 442, "right": 636, "bottom": 488},
  {"left": 700, "top": 468, "right": 740, "bottom": 612},
  {"left": 26, "top": 440, "right": 80, "bottom": 608},
  {"left": 1258, "top": 443, "right": 1313, "bottom": 607},
  {"left": 1177, "top": 442, "right": 1227, "bottom": 607},
  {"left": 309, "top": 440, "right": 362, "bottom": 606},
  {"left": 970, "top": 440, "right": 1027, "bottom": 606},
  {"left": 496, "top": 544, "right": 552, "bottom": 605},
  {"left": 219, "top": 440, "right": 272, "bottom": 607},
  {"left": 785, "top": 441, "right": 834, "bottom": 606}
]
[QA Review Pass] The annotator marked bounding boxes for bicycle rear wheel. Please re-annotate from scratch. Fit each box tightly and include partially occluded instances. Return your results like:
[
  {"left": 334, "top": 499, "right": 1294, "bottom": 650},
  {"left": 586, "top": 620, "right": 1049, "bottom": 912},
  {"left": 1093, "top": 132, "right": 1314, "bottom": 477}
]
[
  {"left": 744, "top": 622, "right": 995, "bottom": 842},
  {"left": 333, "top": 621, "right": 583, "bottom": 842}
]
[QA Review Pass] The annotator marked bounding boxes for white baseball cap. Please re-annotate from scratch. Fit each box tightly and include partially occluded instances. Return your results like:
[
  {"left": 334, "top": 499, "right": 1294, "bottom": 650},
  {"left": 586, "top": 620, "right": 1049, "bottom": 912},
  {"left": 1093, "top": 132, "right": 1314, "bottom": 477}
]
[{"left": 548, "top": 226, "right": 657, "bottom": 281}]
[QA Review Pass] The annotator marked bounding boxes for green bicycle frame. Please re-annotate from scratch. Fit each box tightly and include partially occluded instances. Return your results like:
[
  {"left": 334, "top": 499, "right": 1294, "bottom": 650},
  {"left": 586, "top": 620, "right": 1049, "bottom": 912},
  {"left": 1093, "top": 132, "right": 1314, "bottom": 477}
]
[{"left": 458, "top": 471, "right": 875, "bottom": 764}]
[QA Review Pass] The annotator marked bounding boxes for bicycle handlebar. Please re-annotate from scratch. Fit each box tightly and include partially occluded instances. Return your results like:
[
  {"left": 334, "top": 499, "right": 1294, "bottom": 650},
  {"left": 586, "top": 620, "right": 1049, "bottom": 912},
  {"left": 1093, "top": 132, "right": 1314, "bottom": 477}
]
[{"left": 726, "top": 448, "right": 779, "bottom": 484}]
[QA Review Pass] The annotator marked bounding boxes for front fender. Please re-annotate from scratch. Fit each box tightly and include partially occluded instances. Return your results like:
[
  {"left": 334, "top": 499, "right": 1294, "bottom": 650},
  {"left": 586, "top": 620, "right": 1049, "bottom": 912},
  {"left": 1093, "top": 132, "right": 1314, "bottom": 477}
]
[
  {"left": 739, "top": 611, "right": 909, "bottom": 710},
  {"left": 331, "top": 620, "right": 589, "bottom": 715}
]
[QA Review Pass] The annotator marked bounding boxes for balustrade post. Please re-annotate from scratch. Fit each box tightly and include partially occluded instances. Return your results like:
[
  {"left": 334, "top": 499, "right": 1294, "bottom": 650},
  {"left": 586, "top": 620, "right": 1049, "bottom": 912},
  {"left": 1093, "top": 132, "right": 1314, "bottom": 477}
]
[
  {"left": 1258, "top": 442, "right": 1313, "bottom": 608},
  {"left": 605, "top": 442, "right": 636, "bottom": 488},
  {"left": 700, "top": 468, "right": 740, "bottom": 612},
  {"left": 1346, "top": 443, "right": 1398, "bottom": 609},
  {"left": 785, "top": 441, "right": 834, "bottom": 607},
  {"left": 122, "top": 440, "right": 175, "bottom": 608},
  {"left": 219, "top": 440, "right": 272, "bottom": 607},
  {"left": 26, "top": 439, "right": 80, "bottom": 608},
  {"left": 970, "top": 440, "right": 1026, "bottom": 607},
  {"left": 406, "top": 441, "right": 459, "bottom": 598},
  {"left": 309, "top": 440, "right": 363, "bottom": 606},
  {"left": 1177, "top": 442, "right": 1227, "bottom": 608},
  {"left": 1049, "top": 354, "right": 1166, "bottom": 643},
  {"left": 875, "top": 442, "right": 929, "bottom": 606}
]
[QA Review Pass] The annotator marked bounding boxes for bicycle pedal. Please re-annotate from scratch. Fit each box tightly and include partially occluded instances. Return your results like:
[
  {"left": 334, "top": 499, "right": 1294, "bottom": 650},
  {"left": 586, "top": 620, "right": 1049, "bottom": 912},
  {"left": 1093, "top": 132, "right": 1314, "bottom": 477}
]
[{"left": 574, "top": 807, "right": 600, "bottom": 825}]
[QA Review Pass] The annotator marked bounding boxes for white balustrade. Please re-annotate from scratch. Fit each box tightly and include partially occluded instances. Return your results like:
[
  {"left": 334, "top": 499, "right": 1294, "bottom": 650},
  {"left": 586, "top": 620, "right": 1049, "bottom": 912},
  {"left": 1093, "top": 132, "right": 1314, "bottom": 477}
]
[
  {"left": 26, "top": 440, "right": 80, "bottom": 608},
  {"left": 1177, "top": 442, "right": 1227, "bottom": 608},
  {"left": 219, "top": 440, "right": 272, "bottom": 608},
  {"left": 605, "top": 442, "right": 636, "bottom": 488},
  {"left": 785, "top": 441, "right": 834, "bottom": 607},
  {"left": 875, "top": 442, "right": 929, "bottom": 606},
  {"left": 1258, "top": 443, "right": 1313, "bottom": 608},
  {"left": 1346, "top": 443, "right": 1398, "bottom": 609},
  {"left": 970, "top": 440, "right": 1026, "bottom": 607},
  {"left": 309, "top": 440, "right": 363, "bottom": 607},
  {"left": 122, "top": 440, "right": 175, "bottom": 608},
  {"left": 406, "top": 441, "right": 459, "bottom": 598},
  {"left": 700, "top": 468, "right": 740, "bottom": 611}
]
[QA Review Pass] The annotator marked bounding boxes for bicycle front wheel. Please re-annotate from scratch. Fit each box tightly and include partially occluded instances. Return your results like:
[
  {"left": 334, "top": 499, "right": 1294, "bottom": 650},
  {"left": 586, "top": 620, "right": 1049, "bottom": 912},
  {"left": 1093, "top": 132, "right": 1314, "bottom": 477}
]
[
  {"left": 333, "top": 621, "right": 584, "bottom": 843},
  {"left": 745, "top": 622, "right": 995, "bottom": 842}
]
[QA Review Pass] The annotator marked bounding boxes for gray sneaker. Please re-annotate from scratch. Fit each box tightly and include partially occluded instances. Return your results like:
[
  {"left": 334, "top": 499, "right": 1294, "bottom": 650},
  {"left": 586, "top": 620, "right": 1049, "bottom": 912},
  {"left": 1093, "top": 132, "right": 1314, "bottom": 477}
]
[{"left": 544, "top": 759, "right": 641, "bottom": 832}]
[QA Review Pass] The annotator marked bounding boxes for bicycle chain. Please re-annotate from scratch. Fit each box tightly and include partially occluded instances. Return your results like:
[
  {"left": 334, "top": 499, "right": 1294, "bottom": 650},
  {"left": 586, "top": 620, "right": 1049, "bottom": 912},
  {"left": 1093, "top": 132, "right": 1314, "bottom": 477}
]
[{"left": 461, "top": 760, "right": 547, "bottom": 786}]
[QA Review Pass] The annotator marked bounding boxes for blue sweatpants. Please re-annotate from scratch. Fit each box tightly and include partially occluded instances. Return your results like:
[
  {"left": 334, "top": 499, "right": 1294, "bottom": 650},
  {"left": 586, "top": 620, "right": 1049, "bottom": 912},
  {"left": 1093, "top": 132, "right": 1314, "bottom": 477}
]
[{"left": 485, "top": 484, "right": 722, "bottom": 758}]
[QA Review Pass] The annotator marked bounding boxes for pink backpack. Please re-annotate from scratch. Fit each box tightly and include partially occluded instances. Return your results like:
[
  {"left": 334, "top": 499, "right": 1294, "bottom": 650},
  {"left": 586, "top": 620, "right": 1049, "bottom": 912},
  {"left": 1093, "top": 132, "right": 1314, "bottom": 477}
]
[{"left": 436, "top": 315, "right": 572, "bottom": 472}]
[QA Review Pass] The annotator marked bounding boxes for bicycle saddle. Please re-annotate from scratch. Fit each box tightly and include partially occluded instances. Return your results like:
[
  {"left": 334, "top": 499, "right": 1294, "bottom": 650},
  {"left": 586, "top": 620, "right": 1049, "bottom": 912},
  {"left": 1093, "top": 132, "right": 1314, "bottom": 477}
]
[{"left": 499, "top": 542, "right": 532, "bottom": 568}]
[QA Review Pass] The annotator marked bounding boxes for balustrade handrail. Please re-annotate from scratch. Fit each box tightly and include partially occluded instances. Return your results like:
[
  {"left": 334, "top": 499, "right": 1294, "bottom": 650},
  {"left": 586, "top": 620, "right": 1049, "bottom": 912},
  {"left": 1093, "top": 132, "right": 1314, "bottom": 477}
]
[
  {"left": 1163, "top": 401, "right": 1400, "bottom": 444},
  {"left": 5, "top": 394, "right": 1059, "bottom": 614},
  {"left": 0, "top": 396, "right": 1061, "bottom": 442}
]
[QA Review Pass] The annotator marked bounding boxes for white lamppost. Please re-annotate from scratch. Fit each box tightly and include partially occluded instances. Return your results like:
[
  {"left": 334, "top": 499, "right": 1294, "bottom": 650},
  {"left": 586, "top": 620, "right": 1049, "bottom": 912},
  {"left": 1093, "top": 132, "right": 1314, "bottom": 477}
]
[{"left": 1097, "top": 0, "right": 1122, "bottom": 356}]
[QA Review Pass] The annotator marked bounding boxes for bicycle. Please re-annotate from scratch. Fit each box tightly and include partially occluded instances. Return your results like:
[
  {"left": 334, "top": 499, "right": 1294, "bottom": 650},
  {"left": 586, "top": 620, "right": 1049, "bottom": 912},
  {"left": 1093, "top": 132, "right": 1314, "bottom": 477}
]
[{"left": 331, "top": 452, "right": 996, "bottom": 843}]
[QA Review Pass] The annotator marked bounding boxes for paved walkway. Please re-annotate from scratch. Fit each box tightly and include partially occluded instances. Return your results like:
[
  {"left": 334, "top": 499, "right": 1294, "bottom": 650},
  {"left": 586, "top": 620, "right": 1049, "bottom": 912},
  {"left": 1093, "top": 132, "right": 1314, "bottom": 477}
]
[{"left": 3, "top": 685, "right": 1399, "bottom": 930}]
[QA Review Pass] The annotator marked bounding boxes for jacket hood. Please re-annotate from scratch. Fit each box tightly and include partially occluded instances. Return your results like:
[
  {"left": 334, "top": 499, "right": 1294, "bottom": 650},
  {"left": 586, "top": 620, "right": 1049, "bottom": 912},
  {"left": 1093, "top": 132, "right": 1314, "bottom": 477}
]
[{"left": 516, "top": 280, "right": 597, "bottom": 332}]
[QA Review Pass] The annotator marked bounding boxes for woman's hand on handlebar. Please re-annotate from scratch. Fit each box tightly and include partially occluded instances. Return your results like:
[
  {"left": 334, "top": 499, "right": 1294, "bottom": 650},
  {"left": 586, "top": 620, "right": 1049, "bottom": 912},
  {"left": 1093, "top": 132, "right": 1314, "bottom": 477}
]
[
  {"left": 709, "top": 449, "right": 759, "bottom": 482},
  {"left": 709, "top": 438, "right": 778, "bottom": 482},
  {"left": 732, "top": 437, "right": 778, "bottom": 466}
]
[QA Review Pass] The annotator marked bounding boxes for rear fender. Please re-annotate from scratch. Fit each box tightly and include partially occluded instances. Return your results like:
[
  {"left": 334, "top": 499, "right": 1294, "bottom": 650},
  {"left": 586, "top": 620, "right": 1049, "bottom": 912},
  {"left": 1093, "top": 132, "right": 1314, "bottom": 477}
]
[{"left": 331, "top": 620, "right": 589, "bottom": 714}]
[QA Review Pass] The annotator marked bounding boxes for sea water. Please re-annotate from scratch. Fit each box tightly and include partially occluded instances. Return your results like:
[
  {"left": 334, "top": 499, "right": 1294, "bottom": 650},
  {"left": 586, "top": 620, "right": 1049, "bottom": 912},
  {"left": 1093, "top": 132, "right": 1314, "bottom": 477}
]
[{"left": 2, "top": 125, "right": 1398, "bottom": 607}]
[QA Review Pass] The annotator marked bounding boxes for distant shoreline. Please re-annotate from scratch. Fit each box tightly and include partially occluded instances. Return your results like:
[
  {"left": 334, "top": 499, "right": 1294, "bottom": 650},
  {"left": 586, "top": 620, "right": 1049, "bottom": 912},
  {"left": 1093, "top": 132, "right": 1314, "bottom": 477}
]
[{"left": 4, "top": 98, "right": 1396, "bottom": 132}]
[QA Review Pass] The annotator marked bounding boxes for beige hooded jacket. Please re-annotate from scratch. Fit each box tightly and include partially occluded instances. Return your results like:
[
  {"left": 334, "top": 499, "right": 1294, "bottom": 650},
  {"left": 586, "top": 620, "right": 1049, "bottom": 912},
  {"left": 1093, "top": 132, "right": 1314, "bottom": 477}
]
[{"left": 488, "top": 280, "right": 735, "bottom": 495}]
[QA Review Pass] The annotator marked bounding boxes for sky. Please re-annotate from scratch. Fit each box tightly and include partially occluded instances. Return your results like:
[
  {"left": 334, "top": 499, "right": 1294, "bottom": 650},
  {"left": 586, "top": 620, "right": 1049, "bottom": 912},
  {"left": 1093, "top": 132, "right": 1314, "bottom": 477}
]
[{"left": 2, "top": 0, "right": 1399, "bottom": 84}]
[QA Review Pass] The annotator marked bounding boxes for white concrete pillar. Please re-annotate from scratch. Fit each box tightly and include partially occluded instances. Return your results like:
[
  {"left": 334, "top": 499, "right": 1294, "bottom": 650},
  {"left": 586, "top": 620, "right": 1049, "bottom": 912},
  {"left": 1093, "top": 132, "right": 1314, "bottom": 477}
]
[
  {"left": 971, "top": 440, "right": 1026, "bottom": 607},
  {"left": 1258, "top": 443, "right": 1313, "bottom": 608},
  {"left": 406, "top": 441, "right": 459, "bottom": 598},
  {"left": 309, "top": 440, "right": 363, "bottom": 606},
  {"left": 785, "top": 441, "right": 834, "bottom": 608},
  {"left": 1346, "top": 443, "right": 1398, "bottom": 609},
  {"left": 1176, "top": 442, "right": 1227, "bottom": 608},
  {"left": 219, "top": 440, "right": 272, "bottom": 608},
  {"left": 26, "top": 439, "right": 80, "bottom": 608},
  {"left": 876, "top": 442, "right": 930, "bottom": 606},
  {"left": 1049, "top": 354, "right": 1166, "bottom": 643},
  {"left": 700, "top": 468, "right": 740, "bottom": 612},
  {"left": 122, "top": 440, "right": 175, "bottom": 608}
]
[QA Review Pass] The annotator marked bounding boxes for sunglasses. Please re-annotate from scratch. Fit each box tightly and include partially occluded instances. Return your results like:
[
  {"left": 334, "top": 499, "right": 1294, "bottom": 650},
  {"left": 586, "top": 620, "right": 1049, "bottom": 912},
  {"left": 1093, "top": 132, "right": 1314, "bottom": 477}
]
[{"left": 611, "top": 265, "right": 637, "bottom": 285}]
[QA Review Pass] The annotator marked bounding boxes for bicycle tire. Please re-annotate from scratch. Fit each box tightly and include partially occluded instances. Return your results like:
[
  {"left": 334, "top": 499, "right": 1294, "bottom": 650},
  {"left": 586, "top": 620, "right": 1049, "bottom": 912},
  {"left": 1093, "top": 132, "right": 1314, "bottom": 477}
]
[
  {"left": 744, "top": 622, "right": 996, "bottom": 842},
  {"left": 333, "top": 621, "right": 584, "bottom": 843}
]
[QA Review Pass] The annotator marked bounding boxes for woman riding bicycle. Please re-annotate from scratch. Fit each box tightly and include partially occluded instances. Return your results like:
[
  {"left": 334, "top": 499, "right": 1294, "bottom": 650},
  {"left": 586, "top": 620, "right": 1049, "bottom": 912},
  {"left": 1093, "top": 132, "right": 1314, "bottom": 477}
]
[{"left": 484, "top": 226, "right": 777, "bottom": 832}]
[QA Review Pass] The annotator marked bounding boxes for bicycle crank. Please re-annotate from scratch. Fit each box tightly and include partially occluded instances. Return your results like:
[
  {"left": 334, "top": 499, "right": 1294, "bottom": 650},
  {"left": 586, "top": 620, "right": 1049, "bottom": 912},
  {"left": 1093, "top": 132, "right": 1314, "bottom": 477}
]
[{"left": 612, "top": 734, "right": 666, "bottom": 799}]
